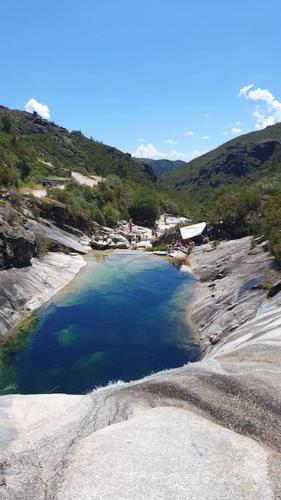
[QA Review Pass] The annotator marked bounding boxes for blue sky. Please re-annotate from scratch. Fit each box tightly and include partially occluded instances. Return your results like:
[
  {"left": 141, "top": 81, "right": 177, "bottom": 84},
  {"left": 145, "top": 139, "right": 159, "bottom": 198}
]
[{"left": 1, "top": 0, "right": 281, "bottom": 161}]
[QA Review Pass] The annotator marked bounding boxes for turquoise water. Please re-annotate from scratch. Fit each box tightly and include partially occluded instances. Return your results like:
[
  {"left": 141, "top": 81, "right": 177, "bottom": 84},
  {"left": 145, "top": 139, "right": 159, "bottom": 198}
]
[{"left": 0, "top": 252, "right": 199, "bottom": 395}]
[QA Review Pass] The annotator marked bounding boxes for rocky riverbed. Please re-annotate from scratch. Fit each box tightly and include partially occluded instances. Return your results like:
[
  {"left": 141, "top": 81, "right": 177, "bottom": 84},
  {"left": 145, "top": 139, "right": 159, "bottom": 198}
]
[{"left": 0, "top": 237, "right": 281, "bottom": 499}]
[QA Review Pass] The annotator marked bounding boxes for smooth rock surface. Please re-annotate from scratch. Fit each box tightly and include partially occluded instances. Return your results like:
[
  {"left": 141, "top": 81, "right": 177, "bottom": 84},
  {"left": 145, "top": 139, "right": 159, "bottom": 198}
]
[
  {"left": 57, "top": 407, "right": 272, "bottom": 500},
  {"left": 0, "top": 252, "right": 85, "bottom": 343},
  {"left": 0, "top": 236, "right": 281, "bottom": 499},
  {"left": 190, "top": 237, "right": 276, "bottom": 352},
  {"left": 28, "top": 218, "right": 87, "bottom": 254}
]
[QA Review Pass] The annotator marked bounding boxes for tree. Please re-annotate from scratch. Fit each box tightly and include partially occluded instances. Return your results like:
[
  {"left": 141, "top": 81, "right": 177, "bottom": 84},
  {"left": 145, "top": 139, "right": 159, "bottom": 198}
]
[
  {"left": 17, "top": 158, "right": 31, "bottom": 180},
  {"left": 129, "top": 192, "right": 160, "bottom": 226},
  {"left": 2, "top": 115, "right": 11, "bottom": 134},
  {"left": 103, "top": 203, "right": 120, "bottom": 227},
  {"left": 0, "top": 165, "right": 15, "bottom": 186}
]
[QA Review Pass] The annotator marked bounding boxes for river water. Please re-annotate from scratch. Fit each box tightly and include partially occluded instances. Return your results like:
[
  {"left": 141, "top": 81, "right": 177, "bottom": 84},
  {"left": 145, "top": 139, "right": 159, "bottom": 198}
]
[{"left": 0, "top": 252, "right": 199, "bottom": 394}]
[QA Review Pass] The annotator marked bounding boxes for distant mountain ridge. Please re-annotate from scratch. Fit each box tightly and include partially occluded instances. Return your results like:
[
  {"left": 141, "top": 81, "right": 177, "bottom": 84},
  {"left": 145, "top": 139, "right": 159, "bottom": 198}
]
[
  {"left": 161, "top": 123, "right": 281, "bottom": 202},
  {"left": 135, "top": 158, "right": 185, "bottom": 177}
]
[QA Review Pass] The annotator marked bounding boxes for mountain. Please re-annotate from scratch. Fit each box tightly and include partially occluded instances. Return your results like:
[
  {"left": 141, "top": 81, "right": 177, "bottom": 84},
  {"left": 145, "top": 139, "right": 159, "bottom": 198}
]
[
  {"left": 0, "top": 106, "right": 156, "bottom": 186},
  {"left": 135, "top": 158, "right": 185, "bottom": 178},
  {"left": 162, "top": 123, "right": 281, "bottom": 202},
  {"left": 0, "top": 106, "right": 186, "bottom": 228}
]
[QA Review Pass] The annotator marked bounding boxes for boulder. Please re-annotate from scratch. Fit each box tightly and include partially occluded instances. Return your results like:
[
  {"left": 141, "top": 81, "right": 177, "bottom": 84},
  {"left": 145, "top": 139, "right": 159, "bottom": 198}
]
[{"left": 0, "top": 208, "right": 35, "bottom": 269}]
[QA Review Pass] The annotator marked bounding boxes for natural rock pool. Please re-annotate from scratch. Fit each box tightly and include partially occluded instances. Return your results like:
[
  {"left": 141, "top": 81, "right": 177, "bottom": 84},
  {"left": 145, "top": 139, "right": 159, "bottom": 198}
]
[{"left": 0, "top": 252, "right": 199, "bottom": 394}]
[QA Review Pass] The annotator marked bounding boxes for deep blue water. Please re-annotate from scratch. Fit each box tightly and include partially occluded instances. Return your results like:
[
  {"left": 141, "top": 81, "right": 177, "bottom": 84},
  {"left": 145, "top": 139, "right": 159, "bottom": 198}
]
[{"left": 0, "top": 252, "right": 199, "bottom": 395}]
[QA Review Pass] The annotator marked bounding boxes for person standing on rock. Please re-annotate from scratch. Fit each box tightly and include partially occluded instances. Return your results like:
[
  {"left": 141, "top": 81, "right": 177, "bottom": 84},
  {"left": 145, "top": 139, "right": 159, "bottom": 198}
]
[{"left": 128, "top": 219, "right": 133, "bottom": 233}]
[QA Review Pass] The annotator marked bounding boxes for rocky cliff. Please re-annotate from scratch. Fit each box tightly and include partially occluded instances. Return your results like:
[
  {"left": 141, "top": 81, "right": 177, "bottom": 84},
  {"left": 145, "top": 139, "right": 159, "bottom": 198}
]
[
  {"left": 0, "top": 205, "right": 88, "bottom": 343},
  {"left": 0, "top": 205, "right": 87, "bottom": 270},
  {"left": 0, "top": 237, "right": 280, "bottom": 499},
  {"left": 0, "top": 207, "right": 35, "bottom": 269}
]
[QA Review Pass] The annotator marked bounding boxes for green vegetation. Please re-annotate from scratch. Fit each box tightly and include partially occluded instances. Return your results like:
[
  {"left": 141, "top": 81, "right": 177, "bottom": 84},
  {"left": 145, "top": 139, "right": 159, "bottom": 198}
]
[
  {"left": 2, "top": 313, "right": 39, "bottom": 352},
  {"left": 129, "top": 190, "right": 160, "bottom": 226},
  {"left": 162, "top": 122, "right": 281, "bottom": 205},
  {"left": 35, "top": 235, "right": 53, "bottom": 257},
  {"left": 256, "top": 281, "right": 272, "bottom": 291},
  {"left": 1, "top": 115, "right": 12, "bottom": 134},
  {"left": 157, "top": 122, "right": 281, "bottom": 264},
  {"left": 4, "top": 104, "right": 281, "bottom": 267},
  {"left": 49, "top": 176, "right": 182, "bottom": 227},
  {"left": 211, "top": 240, "right": 220, "bottom": 250},
  {"left": 146, "top": 242, "right": 168, "bottom": 252},
  {"left": 0, "top": 106, "right": 155, "bottom": 187},
  {"left": 0, "top": 106, "right": 189, "bottom": 227},
  {"left": 194, "top": 180, "right": 281, "bottom": 262}
]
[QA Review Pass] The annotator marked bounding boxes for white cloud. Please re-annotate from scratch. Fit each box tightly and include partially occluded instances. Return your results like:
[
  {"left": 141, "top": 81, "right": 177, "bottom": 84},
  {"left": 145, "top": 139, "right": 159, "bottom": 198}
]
[
  {"left": 138, "top": 137, "right": 145, "bottom": 143},
  {"left": 222, "top": 124, "right": 243, "bottom": 136},
  {"left": 165, "top": 138, "right": 179, "bottom": 145},
  {"left": 238, "top": 84, "right": 254, "bottom": 97},
  {"left": 238, "top": 84, "right": 281, "bottom": 129},
  {"left": 253, "top": 108, "right": 276, "bottom": 129},
  {"left": 191, "top": 149, "right": 206, "bottom": 159},
  {"left": 184, "top": 130, "right": 195, "bottom": 136},
  {"left": 24, "top": 98, "right": 50, "bottom": 119},
  {"left": 133, "top": 143, "right": 187, "bottom": 160},
  {"left": 168, "top": 150, "right": 186, "bottom": 160},
  {"left": 202, "top": 135, "right": 210, "bottom": 140}
]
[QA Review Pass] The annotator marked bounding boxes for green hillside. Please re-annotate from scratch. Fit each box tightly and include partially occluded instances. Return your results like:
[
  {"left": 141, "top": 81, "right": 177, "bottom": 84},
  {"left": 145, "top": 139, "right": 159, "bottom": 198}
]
[
  {"left": 158, "top": 123, "right": 281, "bottom": 262},
  {"left": 162, "top": 123, "right": 281, "bottom": 203},
  {"left": 0, "top": 106, "right": 187, "bottom": 227},
  {"left": 0, "top": 105, "right": 155, "bottom": 187}
]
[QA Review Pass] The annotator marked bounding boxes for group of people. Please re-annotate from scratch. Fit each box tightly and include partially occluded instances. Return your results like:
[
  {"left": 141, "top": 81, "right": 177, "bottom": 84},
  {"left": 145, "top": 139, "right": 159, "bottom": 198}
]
[
  {"left": 127, "top": 233, "right": 143, "bottom": 245},
  {"left": 91, "top": 233, "right": 113, "bottom": 245},
  {"left": 168, "top": 235, "right": 210, "bottom": 254},
  {"left": 168, "top": 239, "right": 196, "bottom": 254},
  {"left": 168, "top": 239, "right": 192, "bottom": 253},
  {"left": 151, "top": 224, "right": 158, "bottom": 238},
  {"left": 127, "top": 218, "right": 159, "bottom": 242}
]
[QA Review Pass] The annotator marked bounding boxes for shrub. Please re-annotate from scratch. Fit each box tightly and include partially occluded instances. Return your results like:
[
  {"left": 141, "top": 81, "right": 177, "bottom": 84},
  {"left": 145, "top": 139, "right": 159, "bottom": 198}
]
[
  {"left": 9, "top": 192, "right": 21, "bottom": 210},
  {"left": 103, "top": 203, "right": 120, "bottom": 227},
  {"left": 146, "top": 242, "right": 168, "bottom": 252},
  {"left": 0, "top": 165, "right": 19, "bottom": 186},
  {"left": 211, "top": 240, "right": 220, "bottom": 249},
  {"left": 17, "top": 158, "right": 31, "bottom": 180},
  {"left": 6, "top": 207, "right": 20, "bottom": 226},
  {"left": 1, "top": 115, "right": 12, "bottom": 134},
  {"left": 35, "top": 236, "right": 53, "bottom": 257},
  {"left": 129, "top": 191, "right": 160, "bottom": 226}
]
